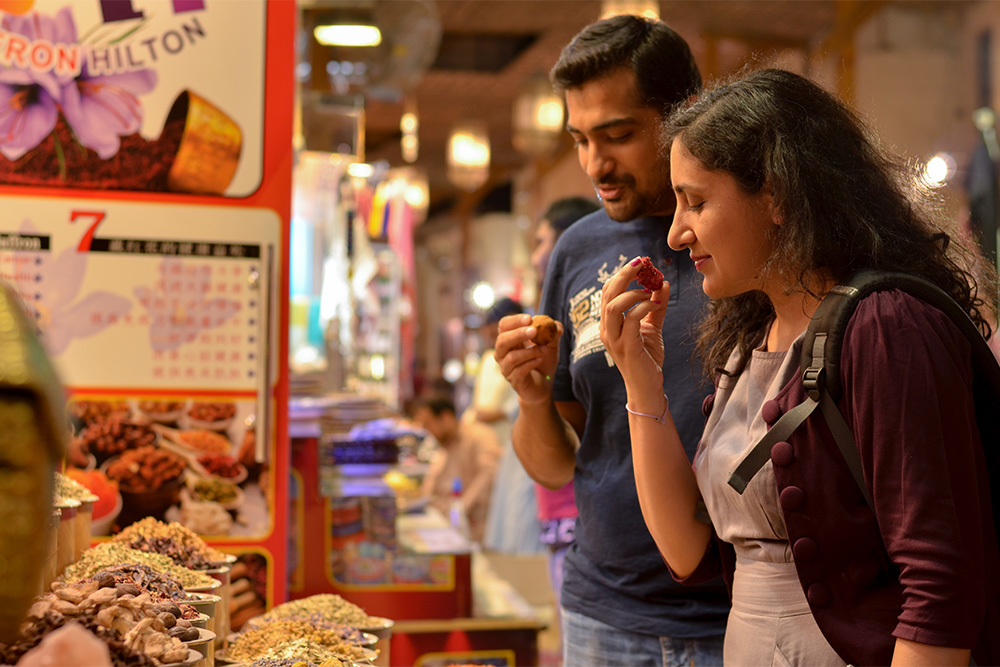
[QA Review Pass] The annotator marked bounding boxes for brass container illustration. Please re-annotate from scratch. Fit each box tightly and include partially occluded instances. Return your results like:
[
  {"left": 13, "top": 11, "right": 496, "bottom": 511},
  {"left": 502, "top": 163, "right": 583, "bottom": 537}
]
[{"left": 166, "top": 90, "right": 243, "bottom": 196}]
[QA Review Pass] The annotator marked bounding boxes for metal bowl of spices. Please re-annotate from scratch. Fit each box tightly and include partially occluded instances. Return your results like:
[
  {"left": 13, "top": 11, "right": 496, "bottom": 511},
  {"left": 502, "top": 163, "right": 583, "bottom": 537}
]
[
  {"left": 158, "top": 647, "right": 203, "bottom": 667},
  {"left": 182, "top": 591, "right": 222, "bottom": 639},
  {"left": 356, "top": 617, "right": 393, "bottom": 667},
  {"left": 188, "top": 611, "right": 211, "bottom": 630},
  {"left": 182, "top": 627, "right": 216, "bottom": 665}
]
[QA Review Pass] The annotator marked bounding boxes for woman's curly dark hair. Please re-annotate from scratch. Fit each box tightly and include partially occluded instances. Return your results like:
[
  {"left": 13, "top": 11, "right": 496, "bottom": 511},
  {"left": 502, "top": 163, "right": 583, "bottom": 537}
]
[{"left": 662, "top": 68, "right": 998, "bottom": 380}]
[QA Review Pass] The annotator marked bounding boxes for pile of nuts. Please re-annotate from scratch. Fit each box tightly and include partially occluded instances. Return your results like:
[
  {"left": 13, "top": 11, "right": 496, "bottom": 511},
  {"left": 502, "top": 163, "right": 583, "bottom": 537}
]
[
  {"left": 106, "top": 446, "right": 185, "bottom": 493},
  {"left": 22, "top": 575, "right": 192, "bottom": 665},
  {"left": 96, "top": 564, "right": 200, "bottom": 618},
  {"left": 0, "top": 615, "right": 156, "bottom": 667},
  {"left": 76, "top": 415, "right": 157, "bottom": 460}
]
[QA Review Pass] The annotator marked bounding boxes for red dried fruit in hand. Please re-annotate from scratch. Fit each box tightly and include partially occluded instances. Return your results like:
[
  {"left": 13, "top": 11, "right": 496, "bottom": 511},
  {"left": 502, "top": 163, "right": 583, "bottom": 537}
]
[{"left": 636, "top": 256, "right": 664, "bottom": 291}]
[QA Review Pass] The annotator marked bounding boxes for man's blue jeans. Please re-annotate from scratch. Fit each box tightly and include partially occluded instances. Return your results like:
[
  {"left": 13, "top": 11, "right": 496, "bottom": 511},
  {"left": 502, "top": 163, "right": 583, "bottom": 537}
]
[{"left": 562, "top": 606, "right": 725, "bottom": 666}]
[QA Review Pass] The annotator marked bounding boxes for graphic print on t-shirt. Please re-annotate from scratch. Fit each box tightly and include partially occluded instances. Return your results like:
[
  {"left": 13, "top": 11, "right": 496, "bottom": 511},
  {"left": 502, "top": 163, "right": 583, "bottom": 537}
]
[{"left": 569, "top": 254, "right": 630, "bottom": 367}]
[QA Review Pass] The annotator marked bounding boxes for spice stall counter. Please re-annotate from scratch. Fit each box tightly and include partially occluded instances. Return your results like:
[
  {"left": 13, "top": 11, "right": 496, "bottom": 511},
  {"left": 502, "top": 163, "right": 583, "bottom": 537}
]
[
  {"left": 289, "top": 424, "right": 474, "bottom": 622},
  {"left": 389, "top": 550, "right": 547, "bottom": 667}
]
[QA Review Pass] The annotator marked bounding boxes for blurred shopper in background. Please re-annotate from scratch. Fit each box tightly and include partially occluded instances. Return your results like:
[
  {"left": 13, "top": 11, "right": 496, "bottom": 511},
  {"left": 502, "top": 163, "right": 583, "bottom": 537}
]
[
  {"left": 530, "top": 197, "right": 602, "bottom": 290},
  {"left": 529, "top": 196, "right": 600, "bottom": 608},
  {"left": 472, "top": 297, "right": 545, "bottom": 554},
  {"left": 415, "top": 395, "right": 501, "bottom": 544}
]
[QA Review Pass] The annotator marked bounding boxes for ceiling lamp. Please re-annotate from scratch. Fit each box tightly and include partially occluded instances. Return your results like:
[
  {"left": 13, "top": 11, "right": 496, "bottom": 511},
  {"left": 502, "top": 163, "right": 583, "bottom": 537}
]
[
  {"left": 314, "top": 24, "right": 381, "bottom": 47},
  {"left": 313, "top": 9, "right": 382, "bottom": 47},
  {"left": 512, "top": 72, "right": 564, "bottom": 157},
  {"left": 600, "top": 0, "right": 660, "bottom": 20},
  {"left": 447, "top": 121, "right": 490, "bottom": 192}
]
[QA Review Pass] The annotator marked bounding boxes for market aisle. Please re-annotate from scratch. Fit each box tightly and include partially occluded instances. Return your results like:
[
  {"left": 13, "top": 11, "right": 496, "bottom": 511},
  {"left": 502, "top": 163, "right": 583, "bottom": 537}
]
[{"left": 480, "top": 552, "right": 562, "bottom": 666}]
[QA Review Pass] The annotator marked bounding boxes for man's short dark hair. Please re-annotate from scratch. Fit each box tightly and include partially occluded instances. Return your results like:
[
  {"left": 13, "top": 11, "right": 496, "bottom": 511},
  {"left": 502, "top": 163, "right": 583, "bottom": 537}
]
[
  {"left": 543, "top": 196, "right": 601, "bottom": 234},
  {"left": 550, "top": 14, "right": 701, "bottom": 116}
]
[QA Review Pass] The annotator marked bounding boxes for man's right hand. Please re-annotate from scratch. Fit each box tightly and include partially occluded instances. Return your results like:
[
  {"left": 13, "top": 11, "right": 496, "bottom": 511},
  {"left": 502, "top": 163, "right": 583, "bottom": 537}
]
[{"left": 494, "top": 312, "right": 563, "bottom": 404}]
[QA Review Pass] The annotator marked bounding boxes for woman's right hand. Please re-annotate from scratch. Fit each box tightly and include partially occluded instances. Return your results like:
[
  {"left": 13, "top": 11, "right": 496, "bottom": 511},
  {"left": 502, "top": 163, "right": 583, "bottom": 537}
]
[
  {"left": 599, "top": 257, "right": 671, "bottom": 402},
  {"left": 494, "top": 313, "right": 562, "bottom": 405}
]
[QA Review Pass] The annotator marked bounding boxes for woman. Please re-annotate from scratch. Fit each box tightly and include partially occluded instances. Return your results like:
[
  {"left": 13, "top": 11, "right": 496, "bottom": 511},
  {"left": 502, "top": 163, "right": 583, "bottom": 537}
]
[{"left": 599, "top": 69, "right": 1000, "bottom": 666}]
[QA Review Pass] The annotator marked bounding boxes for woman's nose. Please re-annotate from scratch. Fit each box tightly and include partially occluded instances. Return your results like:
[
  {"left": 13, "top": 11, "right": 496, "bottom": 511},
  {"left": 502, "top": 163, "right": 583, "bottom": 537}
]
[{"left": 667, "top": 217, "right": 693, "bottom": 251}]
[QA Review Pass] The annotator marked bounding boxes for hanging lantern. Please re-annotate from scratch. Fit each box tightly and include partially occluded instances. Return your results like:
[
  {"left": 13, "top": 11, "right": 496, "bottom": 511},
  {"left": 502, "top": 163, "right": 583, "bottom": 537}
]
[
  {"left": 447, "top": 121, "right": 490, "bottom": 192},
  {"left": 512, "top": 72, "right": 564, "bottom": 157},
  {"left": 600, "top": 0, "right": 660, "bottom": 19},
  {"left": 400, "top": 97, "right": 419, "bottom": 163}
]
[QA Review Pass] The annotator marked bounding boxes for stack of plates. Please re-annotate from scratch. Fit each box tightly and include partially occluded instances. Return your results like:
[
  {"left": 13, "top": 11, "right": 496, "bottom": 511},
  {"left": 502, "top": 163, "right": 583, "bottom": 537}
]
[
  {"left": 289, "top": 371, "right": 326, "bottom": 396},
  {"left": 320, "top": 395, "right": 386, "bottom": 436},
  {"left": 288, "top": 394, "right": 387, "bottom": 440}
]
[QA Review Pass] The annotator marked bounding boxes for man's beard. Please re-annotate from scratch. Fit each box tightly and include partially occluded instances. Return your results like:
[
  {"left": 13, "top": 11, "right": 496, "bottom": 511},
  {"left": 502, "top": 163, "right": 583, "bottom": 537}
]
[{"left": 595, "top": 172, "right": 669, "bottom": 221}]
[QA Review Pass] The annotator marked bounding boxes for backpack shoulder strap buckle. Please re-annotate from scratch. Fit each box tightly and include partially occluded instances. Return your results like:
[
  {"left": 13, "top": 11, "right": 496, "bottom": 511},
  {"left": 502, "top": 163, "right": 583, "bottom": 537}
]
[{"left": 801, "top": 333, "right": 827, "bottom": 401}]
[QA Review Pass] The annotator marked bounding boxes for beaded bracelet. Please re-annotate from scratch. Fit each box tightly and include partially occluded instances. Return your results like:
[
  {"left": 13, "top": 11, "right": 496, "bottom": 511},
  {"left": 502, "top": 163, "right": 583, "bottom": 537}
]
[{"left": 625, "top": 394, "right": 669, "bottom": 424}]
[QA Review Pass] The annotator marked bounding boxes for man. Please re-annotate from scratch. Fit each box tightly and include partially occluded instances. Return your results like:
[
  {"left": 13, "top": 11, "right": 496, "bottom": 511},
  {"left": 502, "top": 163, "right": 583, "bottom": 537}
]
[
  {"left": 493, "top": 15, "right": 730, "bottom": 666},
  {"left": 414, "top": 395, "right": 502, "bottom": 544}
]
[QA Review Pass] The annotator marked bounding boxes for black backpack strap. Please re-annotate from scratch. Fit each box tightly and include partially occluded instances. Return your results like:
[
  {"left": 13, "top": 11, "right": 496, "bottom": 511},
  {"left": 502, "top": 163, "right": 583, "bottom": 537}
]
[
  {"left": 727, "top": 275, "right": 873, "bottom": 496},
  {"left": 729, "top": 270, "right": 1000, "bottom": 511},
  {"left": 727, "top": 396, "right": 818, "bottom": 493},
  {"left": 800, "top": 270, "right": 1000, "bottom": 403},
  {"left": 726, "top": 306, "right": 873, "bottom": 503},
  {"left": 807, "top": 271, "right": 1000, "bottom": 513}
]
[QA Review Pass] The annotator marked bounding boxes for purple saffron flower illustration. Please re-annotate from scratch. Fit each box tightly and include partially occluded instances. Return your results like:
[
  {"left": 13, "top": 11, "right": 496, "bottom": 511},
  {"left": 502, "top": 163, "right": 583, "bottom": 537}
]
[
  {"left": 0, "top": 7, "right": 77, "bottom": 160},
  {"left": 0, "top": 6, "right": 158, "bottom": 161},
  {"left": 60, "top": 65, "right": 157, "bottom": 159},
  {"left": 0, "top": 75, "right": 59, "bottom": 160},
  {"left": 11, "top": 220, "right": 132, "bottom": 357}
]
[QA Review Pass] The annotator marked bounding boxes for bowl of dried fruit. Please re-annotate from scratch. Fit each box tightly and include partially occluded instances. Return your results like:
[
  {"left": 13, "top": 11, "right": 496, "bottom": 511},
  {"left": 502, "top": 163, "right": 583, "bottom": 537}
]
[
  {"left": 195, "top": 453, "right": 248, "bottom": 485},
  {"left": 101, "top": 445, "right": 187, "bottom": 523},
  {"left": 77, "top": 415, "right": 161, "bottom": 467},
  {"left": 136, "top": 399, "right": 188, "bottom": 425},
  {"left": 176, "top": 429, "right": 233, "bottom": 456},
  {"left": 184, "top": 401, "right": 237, "bottom": 432}
]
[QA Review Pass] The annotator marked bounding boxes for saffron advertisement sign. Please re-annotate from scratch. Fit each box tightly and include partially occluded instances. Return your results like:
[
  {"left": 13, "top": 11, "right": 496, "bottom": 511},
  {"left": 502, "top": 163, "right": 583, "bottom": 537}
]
[
  {"left": 0, "top": 0, "right": 266, "bottom": 196},
  {"left": 0, "top": 0, "right": 294, "bottom": 617}
]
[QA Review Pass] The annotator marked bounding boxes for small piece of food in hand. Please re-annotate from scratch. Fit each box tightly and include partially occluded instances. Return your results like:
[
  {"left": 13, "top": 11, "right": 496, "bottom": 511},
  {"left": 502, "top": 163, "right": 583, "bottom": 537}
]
[
  {"left": 636, "top": 256, "right": 664, "bottom": 291},
  {"left": 531, "top": 314, "right": 558, "bottom": 345}
]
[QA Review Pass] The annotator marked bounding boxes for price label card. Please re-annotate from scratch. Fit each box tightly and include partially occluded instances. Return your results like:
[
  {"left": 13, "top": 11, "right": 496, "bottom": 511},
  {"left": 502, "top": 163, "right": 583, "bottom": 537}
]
[{"left": 0, "top": 195, "right": 279, "bottom": 391}]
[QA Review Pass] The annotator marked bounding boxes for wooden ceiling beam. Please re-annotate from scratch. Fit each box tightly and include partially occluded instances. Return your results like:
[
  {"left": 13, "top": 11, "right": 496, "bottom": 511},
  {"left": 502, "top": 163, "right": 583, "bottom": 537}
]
[{"left": 814, "top": 0, "right": 887, "bottom": 103}]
